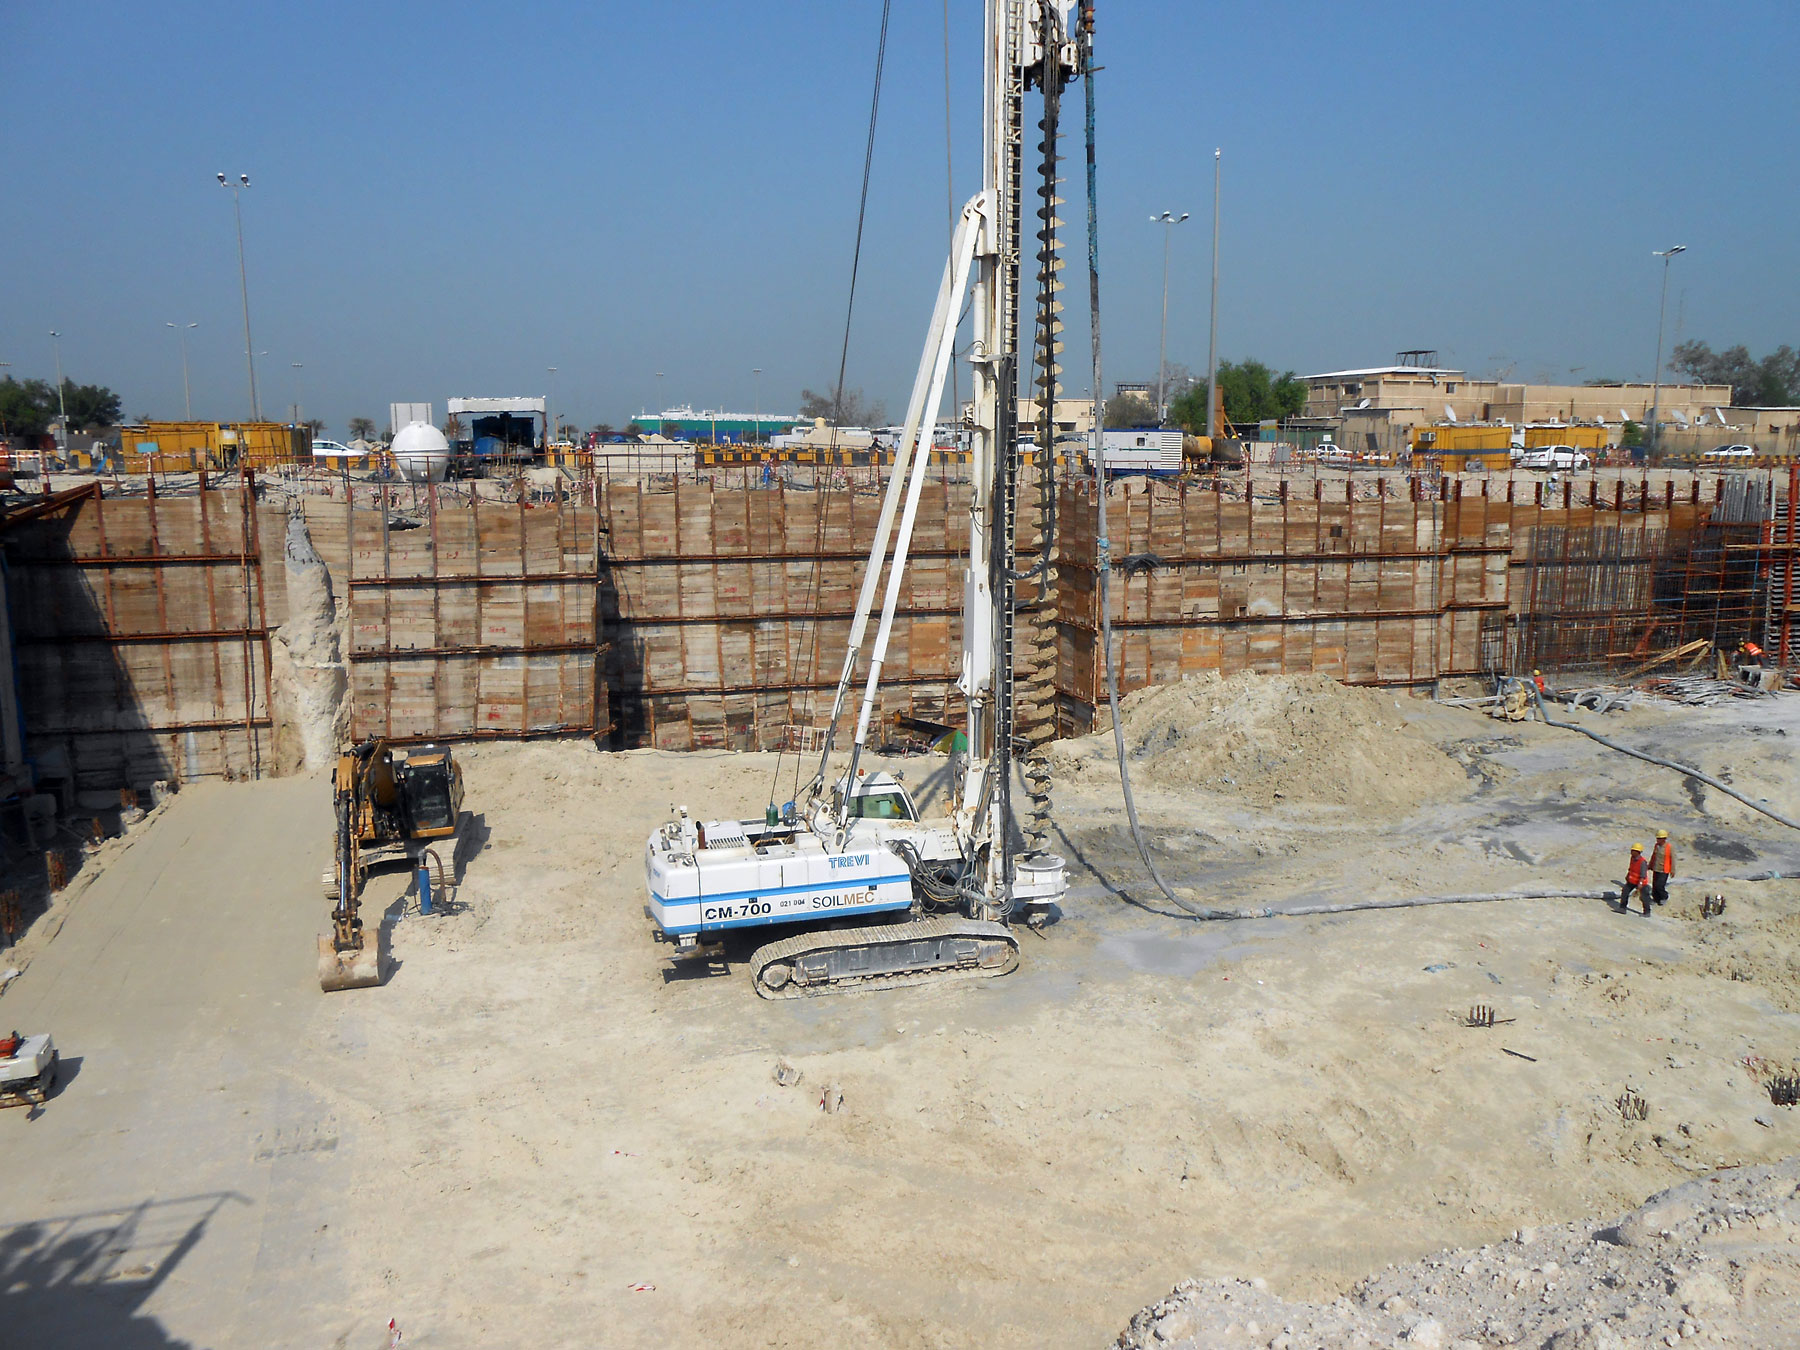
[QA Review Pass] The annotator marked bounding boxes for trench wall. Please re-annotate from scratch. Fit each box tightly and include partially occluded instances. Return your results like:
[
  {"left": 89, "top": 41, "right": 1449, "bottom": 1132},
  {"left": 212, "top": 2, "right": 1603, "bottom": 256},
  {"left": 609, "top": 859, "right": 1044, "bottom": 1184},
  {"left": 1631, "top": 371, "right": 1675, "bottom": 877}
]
[
  {"left": 297, "top": 491, "right": 606, "bottom": 744},
  {"left": 1, "top": 484, "right": 287, "bottom": 793},
  {"left": 0, "top": 472, "right": 1756, "bottom": 793}
]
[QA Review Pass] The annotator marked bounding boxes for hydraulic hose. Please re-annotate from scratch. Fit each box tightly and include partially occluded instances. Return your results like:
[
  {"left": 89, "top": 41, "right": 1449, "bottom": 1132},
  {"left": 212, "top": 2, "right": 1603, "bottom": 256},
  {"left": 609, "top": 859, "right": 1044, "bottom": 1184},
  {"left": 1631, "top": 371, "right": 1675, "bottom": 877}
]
[
  {"left": 1130, "top": 870, "right": 1800, "bottom": 924},
  {"left": 1077, "top": 5, "right": 1212, "bottom": 922},
  {"left": 1530, "top": 686, "right": 1800, "bottom": 832}
]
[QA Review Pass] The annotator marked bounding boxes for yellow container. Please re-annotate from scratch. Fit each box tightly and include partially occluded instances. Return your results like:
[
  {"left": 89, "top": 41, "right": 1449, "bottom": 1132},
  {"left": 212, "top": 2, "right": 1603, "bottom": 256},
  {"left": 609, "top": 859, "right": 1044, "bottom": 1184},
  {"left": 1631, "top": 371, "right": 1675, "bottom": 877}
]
[
  {"left": 120, "top": 421, "right": 309, "bottom": 469},
  {"left": 1412, "top": 425, "right": 1510, "bottom": 452},
  {"left": 1522, "top": 425, "right": 1606, "bottom": 449}
]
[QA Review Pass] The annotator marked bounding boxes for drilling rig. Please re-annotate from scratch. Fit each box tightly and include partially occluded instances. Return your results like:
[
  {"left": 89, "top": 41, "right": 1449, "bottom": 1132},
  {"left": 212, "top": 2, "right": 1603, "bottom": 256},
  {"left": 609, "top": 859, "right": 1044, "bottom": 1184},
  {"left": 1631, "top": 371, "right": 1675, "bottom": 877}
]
[{"left": 643, "top": 0, "right": 1082, "bottom": 996}]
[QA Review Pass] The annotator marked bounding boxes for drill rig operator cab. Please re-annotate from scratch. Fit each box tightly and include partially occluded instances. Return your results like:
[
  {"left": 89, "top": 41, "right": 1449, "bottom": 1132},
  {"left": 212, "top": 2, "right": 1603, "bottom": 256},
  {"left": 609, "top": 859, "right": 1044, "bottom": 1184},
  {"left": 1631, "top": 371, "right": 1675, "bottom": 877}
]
[{"left": 319, "top": 739, "right": 464, "bottom": 992}]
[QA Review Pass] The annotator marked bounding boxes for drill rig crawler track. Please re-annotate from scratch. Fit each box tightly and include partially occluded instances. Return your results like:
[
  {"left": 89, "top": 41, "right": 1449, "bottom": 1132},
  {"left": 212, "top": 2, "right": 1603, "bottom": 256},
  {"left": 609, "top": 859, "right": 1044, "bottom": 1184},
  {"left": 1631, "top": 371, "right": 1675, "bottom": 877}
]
[{"left": 748, "top": 915, "right": 1020, "bottom": 1000}]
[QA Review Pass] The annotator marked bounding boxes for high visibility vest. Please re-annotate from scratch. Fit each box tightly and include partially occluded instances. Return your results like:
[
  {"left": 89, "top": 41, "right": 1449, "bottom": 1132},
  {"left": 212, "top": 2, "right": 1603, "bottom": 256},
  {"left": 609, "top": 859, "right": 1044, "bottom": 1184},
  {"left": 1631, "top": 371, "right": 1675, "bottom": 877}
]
[
  {"left": 1626, "top": 855, "right": 1647, "bottom": 884},
  {"left": 1651, "top": 840, "right": 1673, "bottom": 874}
]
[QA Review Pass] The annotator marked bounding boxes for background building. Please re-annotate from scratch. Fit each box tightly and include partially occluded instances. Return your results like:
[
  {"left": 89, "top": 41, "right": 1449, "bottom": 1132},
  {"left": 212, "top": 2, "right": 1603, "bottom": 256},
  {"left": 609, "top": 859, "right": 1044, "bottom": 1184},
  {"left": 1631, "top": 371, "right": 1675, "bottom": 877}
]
[{"left": 1301, "top": 361, "right": 1735, "bottom": 438}]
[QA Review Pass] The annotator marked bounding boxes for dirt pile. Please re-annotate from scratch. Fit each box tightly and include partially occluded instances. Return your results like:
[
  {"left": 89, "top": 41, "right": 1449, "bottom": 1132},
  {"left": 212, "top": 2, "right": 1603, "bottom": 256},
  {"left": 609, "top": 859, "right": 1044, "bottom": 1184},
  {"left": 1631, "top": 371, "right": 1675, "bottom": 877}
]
[
  {"left": 1073, "top": 672, "right": 1469, "bottom": 813},
  {"left": 1116, "top": 1160, "right": 1800, "bottom": 1349}
]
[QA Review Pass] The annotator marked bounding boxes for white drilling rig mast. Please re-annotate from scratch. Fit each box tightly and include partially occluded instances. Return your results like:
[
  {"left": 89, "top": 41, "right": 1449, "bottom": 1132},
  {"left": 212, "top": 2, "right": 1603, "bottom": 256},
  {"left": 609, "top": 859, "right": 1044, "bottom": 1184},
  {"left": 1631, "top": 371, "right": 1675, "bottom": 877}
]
[{"left": 643, "top": 1, "right": 1079, "bottom": 996}]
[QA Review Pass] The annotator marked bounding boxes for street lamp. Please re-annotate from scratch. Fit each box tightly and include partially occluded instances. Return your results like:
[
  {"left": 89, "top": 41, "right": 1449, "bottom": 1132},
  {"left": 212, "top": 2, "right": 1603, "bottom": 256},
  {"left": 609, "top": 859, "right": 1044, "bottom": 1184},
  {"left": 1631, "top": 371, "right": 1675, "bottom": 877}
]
[
  {"left": 547, "top": 366, "right": 558, "bottom": 448},
  {"left": 1647, "top": 244, "right": 1687, "bottom": 458},
  {"left": 752, "top": 367, "right": 762, "bottom": 443},
  {"left": 166, "top": 322, "right": 198, "bottom": 419},
  {"left": 49, "top": 331, "right": 68, "bottom": 452},
  {"left": 216, "top": 172, "right": 259, "bottom": 419},
  {"left": 1206, "top": 151, "right": 1222, "bottom": 439},
  {"left": 1151, "top": 210, "right": 1189, "bottom": 423},
  {"left": 291, "top": 362, "right": 303, "bottom": 426}
]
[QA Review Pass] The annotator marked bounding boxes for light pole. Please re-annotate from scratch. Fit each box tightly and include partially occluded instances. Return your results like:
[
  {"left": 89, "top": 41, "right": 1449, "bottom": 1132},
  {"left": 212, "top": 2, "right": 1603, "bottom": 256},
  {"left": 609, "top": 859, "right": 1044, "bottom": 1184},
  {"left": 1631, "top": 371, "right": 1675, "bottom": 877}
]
[
  {"left": 1647, "top": 244, "right": 1687, "bottom": 458},
  {"left": 49, "top": 331, "right": 68, "bottom": 452},
  {"left": 291, "top": 362, "right": 304, "bottom": 426},
  {"left": 216, "top": 172, "right": 260, "bottom": 419},
  {"left": 166, "top": 322, "right": 198, "bottom": 419},
  {"left": 547, "top": 366, "right": 558, "bottom": 448},
  {"left": 752, "top": 367, "right": 762, "bottom": 443},
  {"left": 1206, "top": 151, "right": 1222, "bottom": 439},
  {"left": 1151, "top": 210, "right": 1189, "bottom": 423}
]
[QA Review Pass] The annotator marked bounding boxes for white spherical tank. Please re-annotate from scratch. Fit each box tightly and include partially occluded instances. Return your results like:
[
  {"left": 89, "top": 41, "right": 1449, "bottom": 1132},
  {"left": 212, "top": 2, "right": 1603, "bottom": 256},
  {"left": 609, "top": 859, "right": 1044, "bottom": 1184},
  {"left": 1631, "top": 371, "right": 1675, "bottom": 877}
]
[{"left": 391, "top": 421, "right": 450, "bottom": 483}]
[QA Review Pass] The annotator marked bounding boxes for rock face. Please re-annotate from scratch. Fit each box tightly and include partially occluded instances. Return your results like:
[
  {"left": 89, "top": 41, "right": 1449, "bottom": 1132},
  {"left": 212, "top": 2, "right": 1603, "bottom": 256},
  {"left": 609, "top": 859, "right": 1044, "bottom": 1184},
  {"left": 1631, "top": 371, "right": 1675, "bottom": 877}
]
[
  {"left": 269, "top": 511, "right": 349, "bottom": 774},
  {"left": 1113, "top": 1160, "right": 1800, "bottom": 1349}
]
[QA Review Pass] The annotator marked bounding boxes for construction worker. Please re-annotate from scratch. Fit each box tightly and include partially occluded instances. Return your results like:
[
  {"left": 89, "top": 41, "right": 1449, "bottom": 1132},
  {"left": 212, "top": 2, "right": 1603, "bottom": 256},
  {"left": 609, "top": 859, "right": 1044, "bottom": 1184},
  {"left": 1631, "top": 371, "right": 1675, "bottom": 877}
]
[
  {"left": 1622, "top": 844, "right": 1651, "bottom": 916},
  {"left": 1737, "top": 641, "right": 1767, "bottom": 685},
  {"left": 1532, "top": 669, "right": 1547, "bottom": 696},
  {"left": 1650, "top": 829, "right": 1675, "bottom": 906}
]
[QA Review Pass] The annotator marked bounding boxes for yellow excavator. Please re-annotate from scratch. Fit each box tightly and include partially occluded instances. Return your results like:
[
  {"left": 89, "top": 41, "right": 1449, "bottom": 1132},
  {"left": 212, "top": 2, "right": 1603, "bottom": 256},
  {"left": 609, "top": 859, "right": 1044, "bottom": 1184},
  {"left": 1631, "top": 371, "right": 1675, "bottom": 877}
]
[{"left": 319, "top": 739, "right": 463, "bottom": 991}]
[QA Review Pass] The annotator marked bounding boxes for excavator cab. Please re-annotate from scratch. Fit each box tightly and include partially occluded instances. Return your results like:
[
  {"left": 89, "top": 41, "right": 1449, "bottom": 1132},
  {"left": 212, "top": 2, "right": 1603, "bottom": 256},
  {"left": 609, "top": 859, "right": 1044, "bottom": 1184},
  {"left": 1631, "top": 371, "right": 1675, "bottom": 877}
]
[{"left": 397, "top": 751, "right": 461, "bottom": 835}]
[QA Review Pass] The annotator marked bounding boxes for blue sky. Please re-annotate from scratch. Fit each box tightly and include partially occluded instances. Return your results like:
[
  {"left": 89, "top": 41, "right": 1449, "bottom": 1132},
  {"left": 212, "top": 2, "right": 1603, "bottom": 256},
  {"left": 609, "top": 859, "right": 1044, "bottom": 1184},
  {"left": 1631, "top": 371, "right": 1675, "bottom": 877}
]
[{"left": 4, "top": 1, "right": 1796, "bottom": 436}]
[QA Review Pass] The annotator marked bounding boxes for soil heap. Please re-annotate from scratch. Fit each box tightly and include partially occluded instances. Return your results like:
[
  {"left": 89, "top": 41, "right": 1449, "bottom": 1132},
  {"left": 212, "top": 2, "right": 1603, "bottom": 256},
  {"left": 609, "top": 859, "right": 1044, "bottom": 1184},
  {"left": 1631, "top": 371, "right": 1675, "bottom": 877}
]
[
  {"left": 1075, "top": 671, "right": 1468, "bottom": 815},
  {"left": 1114, "top": 1159, "right": 1800, "bottom": 1348}
]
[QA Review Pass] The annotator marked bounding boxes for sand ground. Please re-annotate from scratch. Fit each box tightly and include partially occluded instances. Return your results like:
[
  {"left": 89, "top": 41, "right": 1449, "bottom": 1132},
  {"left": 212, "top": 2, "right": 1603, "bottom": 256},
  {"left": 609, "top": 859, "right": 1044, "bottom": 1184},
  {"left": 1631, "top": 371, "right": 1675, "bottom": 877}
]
[{"left": 3, "top": 687, "right": 1800, "bottom": 1347}]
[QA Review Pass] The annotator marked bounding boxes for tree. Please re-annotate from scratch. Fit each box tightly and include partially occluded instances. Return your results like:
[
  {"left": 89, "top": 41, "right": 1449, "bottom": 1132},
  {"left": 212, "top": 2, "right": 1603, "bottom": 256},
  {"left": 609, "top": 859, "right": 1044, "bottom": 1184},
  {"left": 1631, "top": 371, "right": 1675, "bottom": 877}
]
[
  {"left": 304, "top": 418, "right": 326, "bottom": 436},
  {"left": 0, "top": 377, "right": 56, "bottom": 436},
  {"left": 797, "top": 386, "right": 886, "bottom": 427},
  {"left": 1621, "top": 420, "right": 1645, "bottom": 447},
  {"left": 1102, "top": 392, "right": 1157, "bottom": 428},
  {"left": 624, "top": 421, "right": 644, "bottom": 438},
  {"left": 57, "top": 380, "right": 122, "bottom": 430},
  {"left": 1151, "top": 362, "right": 1198, "bottom": 408},
  {"left": 348, "top": 416, "right": 377, "bottom": 442},
  {"left": 1670, "top": 340, "right": 1800, "bottom": 407},
  {"left": 1168, "top": 360, "right": 1305, "bottom": 432}
]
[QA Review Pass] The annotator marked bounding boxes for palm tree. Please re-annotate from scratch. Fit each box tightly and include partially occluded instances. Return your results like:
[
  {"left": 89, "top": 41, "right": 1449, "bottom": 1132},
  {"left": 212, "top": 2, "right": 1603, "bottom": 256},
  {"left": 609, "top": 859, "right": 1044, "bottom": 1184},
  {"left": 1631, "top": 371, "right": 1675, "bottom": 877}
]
[{"left": 348, "top": 416, "right": 376, "bottom": 442}]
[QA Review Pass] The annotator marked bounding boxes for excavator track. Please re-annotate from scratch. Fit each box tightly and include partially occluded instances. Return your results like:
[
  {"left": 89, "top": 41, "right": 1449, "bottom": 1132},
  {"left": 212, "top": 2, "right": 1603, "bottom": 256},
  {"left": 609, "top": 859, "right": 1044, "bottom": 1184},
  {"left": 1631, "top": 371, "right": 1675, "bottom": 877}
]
[{"left": 748, "top": 915, "right": 1020, "bottom": 1000}]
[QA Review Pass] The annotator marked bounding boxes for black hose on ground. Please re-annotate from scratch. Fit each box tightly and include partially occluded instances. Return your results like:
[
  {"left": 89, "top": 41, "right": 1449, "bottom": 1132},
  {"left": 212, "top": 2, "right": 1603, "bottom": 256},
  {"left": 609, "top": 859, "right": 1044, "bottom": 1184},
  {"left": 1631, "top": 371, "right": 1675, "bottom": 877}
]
[
  {"left": 1128, "top": 870, "right": 1800, "bottom": 924},
  {"left": 1078, "top": 8, "right": 1215, "bottom": 925},
  {"left": 1529, "top": 686, "right": 1800, "bottom": 832}
]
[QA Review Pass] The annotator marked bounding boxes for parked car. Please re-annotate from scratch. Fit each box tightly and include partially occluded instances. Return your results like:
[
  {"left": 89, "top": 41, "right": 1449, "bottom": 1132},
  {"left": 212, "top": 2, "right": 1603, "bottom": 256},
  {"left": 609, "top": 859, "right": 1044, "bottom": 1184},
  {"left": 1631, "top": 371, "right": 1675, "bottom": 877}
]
[
  {"left": 1702, "top": 443, "right": 1755, "bottom": 461},
  {"left": 310, "top": 437, "right": 356, "bottom": 457},
  {"left": 1516, "top": 444, "right": 1592, "bottom": 471}
]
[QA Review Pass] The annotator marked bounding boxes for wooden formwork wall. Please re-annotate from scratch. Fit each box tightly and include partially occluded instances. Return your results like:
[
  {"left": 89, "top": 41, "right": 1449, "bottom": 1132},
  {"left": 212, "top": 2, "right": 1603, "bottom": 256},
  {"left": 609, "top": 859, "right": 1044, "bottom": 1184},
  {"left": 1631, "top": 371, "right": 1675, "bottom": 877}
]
[
  {"left": 314, "top": 487, "right": 607, "bottom": 743},
  {"left": 2, "top": 485, "right": 285, "bottom": 789},
  {"left": 1052, "top": 480, "right": 1511, "bottom": 733},
  {"left": 599, "top": 480, "right": 970, "bottom": 750}
]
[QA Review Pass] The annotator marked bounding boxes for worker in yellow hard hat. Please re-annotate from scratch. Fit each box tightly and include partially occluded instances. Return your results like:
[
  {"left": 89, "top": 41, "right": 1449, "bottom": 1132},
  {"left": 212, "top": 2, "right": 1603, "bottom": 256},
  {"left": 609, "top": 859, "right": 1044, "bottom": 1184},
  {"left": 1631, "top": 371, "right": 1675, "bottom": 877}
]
[
  {"left": 1621, "top": 843, "right": 1651, "bottom": 916},
  {"left": 1532, "top": 669, "right": 1547, "bottom": 695},
  {"left": 1650, "top": 829, "right": 1674, "bottom": 907}
]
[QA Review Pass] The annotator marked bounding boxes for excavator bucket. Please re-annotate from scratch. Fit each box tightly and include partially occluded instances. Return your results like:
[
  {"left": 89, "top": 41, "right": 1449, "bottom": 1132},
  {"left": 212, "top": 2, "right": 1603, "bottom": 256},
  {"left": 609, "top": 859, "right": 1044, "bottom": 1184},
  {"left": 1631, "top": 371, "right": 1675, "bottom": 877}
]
[{"left": 317, "top": 932, "right": 381, "bottom": 992}]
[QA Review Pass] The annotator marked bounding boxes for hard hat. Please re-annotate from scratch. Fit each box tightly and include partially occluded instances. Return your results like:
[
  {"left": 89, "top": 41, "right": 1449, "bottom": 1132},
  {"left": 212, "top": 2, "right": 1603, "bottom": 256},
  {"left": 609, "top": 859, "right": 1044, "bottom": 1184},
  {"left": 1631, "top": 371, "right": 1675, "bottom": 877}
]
[
  {"left": 1656, "top": 828, "right": 1668, "bottom": 838},
  {"left": 1631, "top": 843, "right": 1643, "bottom": 851}
]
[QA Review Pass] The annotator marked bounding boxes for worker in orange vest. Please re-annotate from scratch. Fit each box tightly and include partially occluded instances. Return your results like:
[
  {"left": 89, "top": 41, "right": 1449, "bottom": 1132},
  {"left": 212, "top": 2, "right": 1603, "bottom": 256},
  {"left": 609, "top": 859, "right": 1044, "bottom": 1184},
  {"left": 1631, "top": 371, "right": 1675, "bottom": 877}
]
[
  {"left": 1649, "top": 829, "right": 1675, "bottom": 907},
  {"left": 1532, "top": 670, "right": 1547, "bottom": 695},
  {"left": 1621, "top": 844, "right": 1651, "bottom": 916}
]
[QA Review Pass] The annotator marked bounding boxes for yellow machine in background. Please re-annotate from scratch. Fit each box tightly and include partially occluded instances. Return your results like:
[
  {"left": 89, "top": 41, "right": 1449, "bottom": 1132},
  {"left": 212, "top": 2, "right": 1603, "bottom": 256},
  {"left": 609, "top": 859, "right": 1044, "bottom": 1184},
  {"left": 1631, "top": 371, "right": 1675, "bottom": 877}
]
[{"left": 319, "top": 739, "right": 463, "bottom": 992}]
